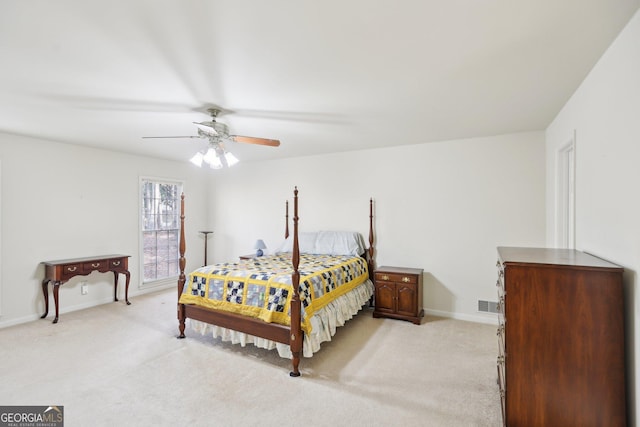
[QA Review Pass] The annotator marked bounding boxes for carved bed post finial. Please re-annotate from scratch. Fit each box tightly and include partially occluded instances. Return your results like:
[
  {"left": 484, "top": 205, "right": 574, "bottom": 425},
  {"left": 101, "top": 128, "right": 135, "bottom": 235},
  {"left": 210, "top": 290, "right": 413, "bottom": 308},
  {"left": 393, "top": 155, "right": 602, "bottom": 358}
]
[
  {"left": 289, "top": 186, "right": 302, "bottom": 377},
  {"left": 177, "top": 193, "right": 187, "bottom": 338},
  {"left": 285, "top": 200, "right": 290, "bottom": 239}
]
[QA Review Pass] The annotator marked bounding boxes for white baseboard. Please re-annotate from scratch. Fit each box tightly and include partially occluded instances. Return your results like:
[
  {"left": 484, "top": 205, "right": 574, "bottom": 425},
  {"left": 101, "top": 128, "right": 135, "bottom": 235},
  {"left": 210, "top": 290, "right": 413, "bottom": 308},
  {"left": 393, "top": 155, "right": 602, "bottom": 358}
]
[
  {"left": 2, "top": 285, "right": 496, "bottom": 329},
  {"left": 424, "top": 308, "right": 499, "bottom": 325},
  {"left": 0, "top": 282, "right": 175, "bottom": 329}
]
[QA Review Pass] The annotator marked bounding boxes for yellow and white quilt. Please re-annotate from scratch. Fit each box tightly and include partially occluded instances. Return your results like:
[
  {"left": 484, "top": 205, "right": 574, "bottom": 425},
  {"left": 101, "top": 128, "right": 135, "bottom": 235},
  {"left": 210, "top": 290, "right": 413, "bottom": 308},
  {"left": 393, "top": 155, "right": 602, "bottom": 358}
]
[{"left": 179, "top": 253, "right": 369, "bottom": 334}]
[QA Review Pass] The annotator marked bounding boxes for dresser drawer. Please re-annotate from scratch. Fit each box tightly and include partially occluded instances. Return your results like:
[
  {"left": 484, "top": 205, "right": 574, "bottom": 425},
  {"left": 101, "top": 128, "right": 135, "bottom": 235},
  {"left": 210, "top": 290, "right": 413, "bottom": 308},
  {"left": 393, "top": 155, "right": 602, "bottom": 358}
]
[
  {"left": 497, "top": 364, "right": 506, "bottom": 427},
  {"left": 375, "top": 272, "right": 417, "bottom": 284},
  {"left": 497, "top": 351, "right": 506, "bottom": 392},
  {"left": 496, "top": 260, "right": 505, "bottom": 292},
  {"left": 497, "top": 322, "right": 505, "bottom": 354}
]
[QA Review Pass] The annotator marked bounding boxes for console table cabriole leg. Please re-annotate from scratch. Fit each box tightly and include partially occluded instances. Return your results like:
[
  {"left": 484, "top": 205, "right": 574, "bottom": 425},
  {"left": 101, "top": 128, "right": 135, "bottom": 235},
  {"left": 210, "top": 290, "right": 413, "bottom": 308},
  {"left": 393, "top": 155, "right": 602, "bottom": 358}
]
[
  {"left": 113, "top": 271, "right": 119, "bottom": 302},
  {"left": 52, "top": 281, "right": 61, "bottom": 324},
  {"left": 124, "top": 271, "right": 131, "bottom": 305},
  {"left": 40, "top": 280, "right": 50, "bottom": 319}
]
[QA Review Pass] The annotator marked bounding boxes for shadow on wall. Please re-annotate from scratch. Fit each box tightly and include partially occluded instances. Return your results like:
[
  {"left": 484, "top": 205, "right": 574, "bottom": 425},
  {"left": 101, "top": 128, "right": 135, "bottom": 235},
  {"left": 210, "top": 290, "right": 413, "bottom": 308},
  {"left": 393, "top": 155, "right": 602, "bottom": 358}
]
[{"left": 422, "top": 272, "right": 454, "bottom": 315}]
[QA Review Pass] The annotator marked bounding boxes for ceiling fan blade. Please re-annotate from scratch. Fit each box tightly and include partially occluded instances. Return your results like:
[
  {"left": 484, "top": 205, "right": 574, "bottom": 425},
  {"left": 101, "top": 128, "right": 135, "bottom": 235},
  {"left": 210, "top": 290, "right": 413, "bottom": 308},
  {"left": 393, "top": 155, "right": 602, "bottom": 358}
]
[
  {"left": 142, "top": 136, "right": 201, "bottom": 139},
  {"left": 231, "top": 135, "right": 280, "bottom": 147}
]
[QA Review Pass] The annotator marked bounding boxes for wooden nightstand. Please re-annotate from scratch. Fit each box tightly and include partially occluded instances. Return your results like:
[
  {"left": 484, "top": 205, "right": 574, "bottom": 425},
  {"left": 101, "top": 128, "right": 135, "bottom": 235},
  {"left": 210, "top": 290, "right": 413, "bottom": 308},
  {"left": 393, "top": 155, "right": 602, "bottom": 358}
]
[{"left": 373, "top": 266, "right": 424, "bottom": 324}]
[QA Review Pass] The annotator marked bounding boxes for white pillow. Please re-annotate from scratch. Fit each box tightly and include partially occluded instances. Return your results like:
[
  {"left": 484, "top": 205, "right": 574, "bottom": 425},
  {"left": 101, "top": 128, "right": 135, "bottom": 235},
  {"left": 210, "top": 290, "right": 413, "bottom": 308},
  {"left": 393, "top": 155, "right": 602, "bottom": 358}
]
[
  {"left": 275, "top": 232, "right": 318, "bottom": 254},
  {"left": 314, "top": 231, "right": 366, "bottom": 256},
  {"left": 275, "top": 231, "right": 365, "bottom": 256}
]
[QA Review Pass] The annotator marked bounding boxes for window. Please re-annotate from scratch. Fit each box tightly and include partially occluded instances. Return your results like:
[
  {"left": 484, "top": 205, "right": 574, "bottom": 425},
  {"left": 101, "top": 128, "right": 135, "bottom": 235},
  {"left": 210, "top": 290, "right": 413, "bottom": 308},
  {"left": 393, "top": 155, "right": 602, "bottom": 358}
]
[{"left": 140, "top": 178, "right": 183, "bottom": 284}]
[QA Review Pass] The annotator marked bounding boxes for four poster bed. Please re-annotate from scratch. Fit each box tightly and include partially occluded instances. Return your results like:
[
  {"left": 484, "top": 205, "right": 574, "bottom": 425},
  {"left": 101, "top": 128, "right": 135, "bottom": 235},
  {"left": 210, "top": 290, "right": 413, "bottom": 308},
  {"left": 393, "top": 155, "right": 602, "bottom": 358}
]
[{"left": 177, "top": 187, "right": 375, "bottom": 376}]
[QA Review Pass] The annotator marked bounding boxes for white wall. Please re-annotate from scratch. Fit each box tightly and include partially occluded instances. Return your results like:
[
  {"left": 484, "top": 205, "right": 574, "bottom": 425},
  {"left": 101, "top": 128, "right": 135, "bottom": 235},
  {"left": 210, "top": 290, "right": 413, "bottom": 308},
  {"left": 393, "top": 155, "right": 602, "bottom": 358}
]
[
  {"left": 207, "top": 131, "right": 546, "bottom": 323},
  {"left": 546, "top": 10, "right": 640, "bottom": 424},
  {"left": 0, "top": 130, "right": 545, "bottom": 327},
  {"left": 0, "top": 134, "right": 209, "bottom": 327}
]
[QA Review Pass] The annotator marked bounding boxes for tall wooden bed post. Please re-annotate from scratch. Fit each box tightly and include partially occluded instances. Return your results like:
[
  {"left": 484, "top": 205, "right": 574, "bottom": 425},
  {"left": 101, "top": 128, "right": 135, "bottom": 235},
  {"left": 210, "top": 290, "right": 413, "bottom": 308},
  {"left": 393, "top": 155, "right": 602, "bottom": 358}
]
[
  {"left": 178, "top": 193, "right": 187, "bottom": 338},
  {"left": 368, "top": 198, "right": 375, "bottom": 277},
  {"left": 289, "top": 187, "right": 302, "bottom": 376}
]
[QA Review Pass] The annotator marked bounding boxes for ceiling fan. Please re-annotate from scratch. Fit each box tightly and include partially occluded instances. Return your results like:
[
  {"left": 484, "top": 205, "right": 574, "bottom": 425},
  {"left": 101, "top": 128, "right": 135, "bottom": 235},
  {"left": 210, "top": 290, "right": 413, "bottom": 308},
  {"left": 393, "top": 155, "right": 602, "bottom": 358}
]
[{"left": 143, "top": 108, "right": 280, "bottom": 168}]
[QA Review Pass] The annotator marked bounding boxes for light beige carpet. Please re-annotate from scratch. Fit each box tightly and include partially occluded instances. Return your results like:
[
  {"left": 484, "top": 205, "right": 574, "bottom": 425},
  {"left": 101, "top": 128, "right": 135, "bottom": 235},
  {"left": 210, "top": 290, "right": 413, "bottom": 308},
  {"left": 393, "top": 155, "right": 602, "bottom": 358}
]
[{"left": 0, "top": 289, "right": 501, "bottom": 426}]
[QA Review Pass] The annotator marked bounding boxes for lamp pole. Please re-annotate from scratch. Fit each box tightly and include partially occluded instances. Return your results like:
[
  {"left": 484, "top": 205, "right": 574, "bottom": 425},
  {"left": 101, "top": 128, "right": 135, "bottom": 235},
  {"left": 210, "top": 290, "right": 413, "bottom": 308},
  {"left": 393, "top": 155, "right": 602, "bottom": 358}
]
[{"left": 199, "top": 231, "right": 213, "bottom": 266}]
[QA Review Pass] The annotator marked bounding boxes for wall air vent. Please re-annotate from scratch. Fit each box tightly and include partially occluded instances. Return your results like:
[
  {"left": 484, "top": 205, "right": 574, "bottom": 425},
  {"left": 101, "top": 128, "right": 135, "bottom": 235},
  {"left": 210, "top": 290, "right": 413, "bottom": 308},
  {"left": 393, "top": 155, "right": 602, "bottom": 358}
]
[{"left": 478, "top": 300, "right": 499, "bottom": 313}]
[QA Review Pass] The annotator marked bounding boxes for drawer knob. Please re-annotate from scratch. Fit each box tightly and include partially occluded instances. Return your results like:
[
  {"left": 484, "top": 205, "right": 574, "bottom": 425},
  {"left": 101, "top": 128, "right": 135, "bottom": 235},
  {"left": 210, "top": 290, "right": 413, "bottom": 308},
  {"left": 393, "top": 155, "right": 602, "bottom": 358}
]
[
  {"left": 402, "top": 277, "right": 410, "bottom": 283},
  {"left": 92, "top": 263, "right": 100, "bottom": 268},
  {"left": 67, "top": 266, "right": 77, "bottom": 272},
  {"left": 381, "top": 275, "right": 389, "bottom": 281},
  {"left": 113, "top": 261, "right": 121, "bottom": 266}
]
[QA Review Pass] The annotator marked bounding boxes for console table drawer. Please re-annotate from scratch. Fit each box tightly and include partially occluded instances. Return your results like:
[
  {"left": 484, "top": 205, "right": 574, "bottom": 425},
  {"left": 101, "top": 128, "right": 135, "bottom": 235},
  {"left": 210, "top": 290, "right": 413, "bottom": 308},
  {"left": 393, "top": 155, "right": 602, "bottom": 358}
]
[
  {"left": 83, "top": 261, "right": 107, "bottom": 272},
  {"left": 62, "top": 264, "right": 82, "bottom": 277},
  {"left": 110, "top": 258, "right": 127, "bottom": 269}
]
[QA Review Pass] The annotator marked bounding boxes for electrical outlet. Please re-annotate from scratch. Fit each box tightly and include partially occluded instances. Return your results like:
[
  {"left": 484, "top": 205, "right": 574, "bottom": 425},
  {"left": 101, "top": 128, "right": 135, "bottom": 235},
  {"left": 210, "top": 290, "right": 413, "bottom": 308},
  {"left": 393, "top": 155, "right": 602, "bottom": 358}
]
[{"left": 81, "top": 283, "right": 88, "bottom": 295}]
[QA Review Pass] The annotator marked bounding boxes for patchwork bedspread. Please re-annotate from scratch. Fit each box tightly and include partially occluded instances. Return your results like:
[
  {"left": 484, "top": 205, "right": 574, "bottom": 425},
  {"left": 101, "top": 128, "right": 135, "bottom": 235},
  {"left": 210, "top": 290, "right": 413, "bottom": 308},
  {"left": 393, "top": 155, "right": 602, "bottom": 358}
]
[{"left": 179, "top": 253, "right": 369, "bottom": 334}]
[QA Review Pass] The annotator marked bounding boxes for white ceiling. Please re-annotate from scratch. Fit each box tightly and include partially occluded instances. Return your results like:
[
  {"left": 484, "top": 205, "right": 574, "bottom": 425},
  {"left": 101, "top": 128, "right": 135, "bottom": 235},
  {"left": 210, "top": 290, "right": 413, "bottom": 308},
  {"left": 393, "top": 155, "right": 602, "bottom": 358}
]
[{"left": 1, "top": 1, "right": 638, "bottom": 164}]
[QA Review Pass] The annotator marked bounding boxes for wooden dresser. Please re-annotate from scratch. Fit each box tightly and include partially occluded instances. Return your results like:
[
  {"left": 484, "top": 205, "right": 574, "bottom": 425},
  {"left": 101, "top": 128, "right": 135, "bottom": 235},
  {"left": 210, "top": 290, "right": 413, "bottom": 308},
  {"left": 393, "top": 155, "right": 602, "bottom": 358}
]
[
  {"left": 373, "top": 266, "right": 424, "bottom": 324},
  {"left": 496, "top": 247, "right": 626, "bottom": 427}
]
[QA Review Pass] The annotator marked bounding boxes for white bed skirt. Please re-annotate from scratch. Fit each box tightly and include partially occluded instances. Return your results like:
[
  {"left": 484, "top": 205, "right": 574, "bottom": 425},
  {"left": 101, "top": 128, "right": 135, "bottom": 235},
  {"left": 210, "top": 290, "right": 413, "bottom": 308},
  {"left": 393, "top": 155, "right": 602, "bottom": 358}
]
[{"left": 188, "top": 279, "right": 374, "bottom": 358}]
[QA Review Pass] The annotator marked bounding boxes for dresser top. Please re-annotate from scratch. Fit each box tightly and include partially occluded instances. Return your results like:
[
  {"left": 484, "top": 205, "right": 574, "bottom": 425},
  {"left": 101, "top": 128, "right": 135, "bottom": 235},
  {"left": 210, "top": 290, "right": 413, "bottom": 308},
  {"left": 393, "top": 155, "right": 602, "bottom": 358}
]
[{"left": 497, "top": 247, "right": 622, "bottom": 270}]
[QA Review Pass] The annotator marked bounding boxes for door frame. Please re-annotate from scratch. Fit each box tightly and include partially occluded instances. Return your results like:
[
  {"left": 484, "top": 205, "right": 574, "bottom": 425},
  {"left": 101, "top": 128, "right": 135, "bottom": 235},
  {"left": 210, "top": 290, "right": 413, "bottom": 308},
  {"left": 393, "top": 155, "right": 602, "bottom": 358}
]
[{"left": 556, "top": 133, "right": 576, "bottom": 249}]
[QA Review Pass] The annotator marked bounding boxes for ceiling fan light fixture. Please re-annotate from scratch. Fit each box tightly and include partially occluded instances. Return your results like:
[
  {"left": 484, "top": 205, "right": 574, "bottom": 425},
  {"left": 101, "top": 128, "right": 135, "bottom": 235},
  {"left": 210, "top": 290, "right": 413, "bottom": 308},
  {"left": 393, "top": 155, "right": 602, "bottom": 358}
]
[
  {"left": 208, "top": 155, "right": 223, "bottom": 169},
  {"left": 224, "top": 151, "right": 239, "bottom": 167},
  {"left": 189, "top": 151, "right": 204, "bottom": 167},
  {"left": 203, "top": 147, "right": 218, "bottom": 164}
]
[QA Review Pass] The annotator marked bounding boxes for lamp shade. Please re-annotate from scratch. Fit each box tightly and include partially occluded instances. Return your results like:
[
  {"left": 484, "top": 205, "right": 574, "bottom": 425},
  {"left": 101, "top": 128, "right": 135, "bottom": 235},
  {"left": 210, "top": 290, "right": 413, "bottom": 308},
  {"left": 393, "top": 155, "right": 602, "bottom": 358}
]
[{"left": 254, "top": 239, "right": 266, "bottom": 256}]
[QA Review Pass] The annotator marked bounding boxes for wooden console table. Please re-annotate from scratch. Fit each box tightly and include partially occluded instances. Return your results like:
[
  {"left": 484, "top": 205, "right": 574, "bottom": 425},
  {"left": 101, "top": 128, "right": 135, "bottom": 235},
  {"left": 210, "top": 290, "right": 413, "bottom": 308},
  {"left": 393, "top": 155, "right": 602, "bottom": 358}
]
[{"left": 41, "top": 254, "right": 131, "bottom": 323}]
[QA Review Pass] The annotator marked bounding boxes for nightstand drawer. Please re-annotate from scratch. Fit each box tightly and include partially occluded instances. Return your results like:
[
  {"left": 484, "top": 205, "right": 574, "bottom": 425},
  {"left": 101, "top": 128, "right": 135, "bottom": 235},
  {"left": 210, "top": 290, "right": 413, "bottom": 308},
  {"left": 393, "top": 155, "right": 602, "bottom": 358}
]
[{"left": 375, "top": 272, "right": 417, "bottom": 284}]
